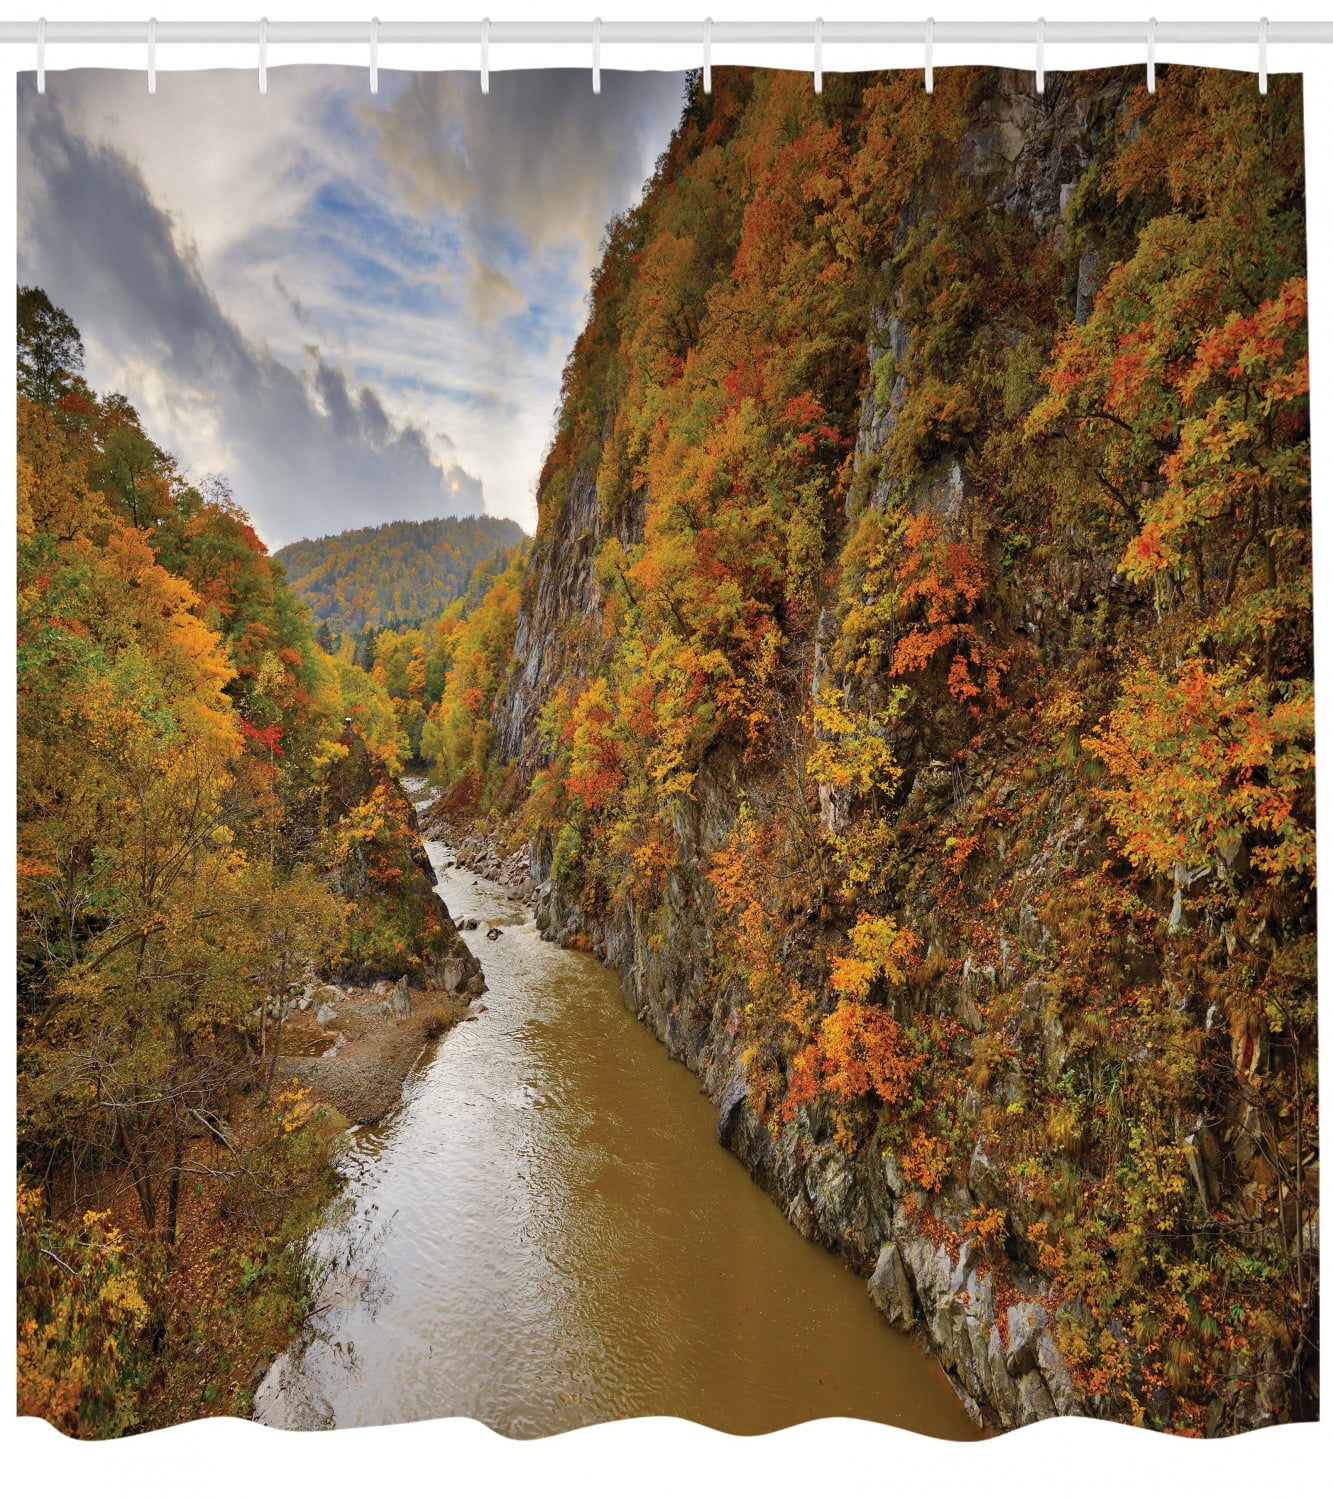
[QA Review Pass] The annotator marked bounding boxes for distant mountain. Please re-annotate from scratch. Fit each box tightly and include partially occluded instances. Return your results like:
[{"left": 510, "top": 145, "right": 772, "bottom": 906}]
[{"left": 274, "top": 515, "right": 527, "bottom": 636}]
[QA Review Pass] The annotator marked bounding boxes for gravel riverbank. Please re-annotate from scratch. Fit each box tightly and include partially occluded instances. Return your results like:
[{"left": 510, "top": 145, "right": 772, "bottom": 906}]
[{"left": 277, "top": 981, "right": 475, "bottom": 1125}]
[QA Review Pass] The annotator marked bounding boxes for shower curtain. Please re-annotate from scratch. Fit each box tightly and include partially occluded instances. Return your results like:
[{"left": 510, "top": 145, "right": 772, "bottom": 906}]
[{"left": 16, "top": 60, "right": 1314, "bottom": 1444}]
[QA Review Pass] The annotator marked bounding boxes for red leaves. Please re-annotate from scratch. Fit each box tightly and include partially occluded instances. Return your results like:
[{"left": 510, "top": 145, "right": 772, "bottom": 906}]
[
  {"left": 901, "top": 1133, "right": 950, "bottom": 1193},
  {"left": 1183, "top": 278, "right": 1307, "bottom": 404},
  {"left": 238, "top": 718, "right": 284, "bottom": 756},
  {"left": 722, "top": 359, "right": 764, "bottom": 407},
  {"left": 946, "top": 653, "right": 981, "bottom": 702},
  {"left": 780, "top": 391, "right": 840, "bottom": 448},
  {"left": 894, "top": 513, "right": 986, "bottom": 622},
  {"left": 1105, "top": 324, "right": 1158, "bottom": 418}
]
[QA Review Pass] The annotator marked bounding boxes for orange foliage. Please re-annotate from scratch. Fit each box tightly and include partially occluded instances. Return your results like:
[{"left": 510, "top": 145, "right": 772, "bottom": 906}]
[
  {"left": 888, "top": 514, "right": 1008, "bottom": 705},
  {"left": 902, "top": 1132, "right": 951, "bottom": 1192},
  {"left": 1085, "top": 656, "right": 1313, "bottom": 879},
  {"left": 784, "top": 1000, "right": 917, "bottom": 1120}
]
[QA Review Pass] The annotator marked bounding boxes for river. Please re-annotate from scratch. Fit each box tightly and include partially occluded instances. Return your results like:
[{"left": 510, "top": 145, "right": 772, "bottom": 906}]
[{"left": 255, "top": 824, "right": 979, "bottom": 1440}]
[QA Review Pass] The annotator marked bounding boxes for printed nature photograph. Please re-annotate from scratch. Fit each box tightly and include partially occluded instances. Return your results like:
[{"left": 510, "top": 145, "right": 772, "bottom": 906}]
[{"left": 16, "top": 60, "right": 1315, "bottom": 1440}]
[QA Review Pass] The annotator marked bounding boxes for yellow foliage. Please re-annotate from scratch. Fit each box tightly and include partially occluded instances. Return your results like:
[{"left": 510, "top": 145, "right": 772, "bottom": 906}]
[
  {"left": 806, "top": 688, "right": 905, "bottom": 797},
  {"left": 829, "top": 912, "right": 919, "bottom": 1000},
  {"left": 17, "top": 1186, "right": 152, "bottom": 1437}
]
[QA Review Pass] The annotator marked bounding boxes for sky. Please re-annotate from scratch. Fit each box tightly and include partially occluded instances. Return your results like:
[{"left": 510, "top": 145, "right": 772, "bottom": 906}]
[{"left": 17, "top": 66, "right": 686, "bottom": 549}]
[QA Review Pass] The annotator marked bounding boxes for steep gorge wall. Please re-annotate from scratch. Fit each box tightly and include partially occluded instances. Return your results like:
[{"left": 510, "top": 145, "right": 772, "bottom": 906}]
[
  {"left": 488, "top": 66, "right": 1314, "bottom": 1435},
  {"left": 532, "top": 755, "right": 1082, "bottom": 1430}
]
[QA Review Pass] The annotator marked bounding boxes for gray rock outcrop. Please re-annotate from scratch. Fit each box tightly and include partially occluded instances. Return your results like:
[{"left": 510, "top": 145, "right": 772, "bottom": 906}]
[{"left": 390, "top": 976, "right": 414, "bottom": 1021}]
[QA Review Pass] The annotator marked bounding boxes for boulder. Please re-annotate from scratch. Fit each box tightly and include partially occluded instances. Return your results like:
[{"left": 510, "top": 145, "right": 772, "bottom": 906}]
[
  {"left": 391, "top": 975, "right": 414, "bottom": 1021},
  {"left": 1014, "top": 1367, "right": 1059, "bottom": 1424},
  {"left": 1003, "top": 1300, "right": 1047, "bottom": 1378},
  {"left": 1036, "top": 1329, "right": 1081, "bottom": 1416},
  {"left": 882, "top": 1148, "right": 907, "bottom": 1199},
  {"left": 315, "top": 1001, "right": 338, "bottom": 1029},
  {"left": 716, "top": 1072, "right": 749, "bottom": 1147},
  {"left": 868, "top": 1243, "right": 917, "bottom": 1330},
  {"left": 968, "top": 1136, "right": 1007, "bottom": 1207},
  {"left": 802, "top": 1145, "right": 873, "bottom": 1255},
  {"left": 955, "top": 989, "right": 985, "bottom": 1032}
]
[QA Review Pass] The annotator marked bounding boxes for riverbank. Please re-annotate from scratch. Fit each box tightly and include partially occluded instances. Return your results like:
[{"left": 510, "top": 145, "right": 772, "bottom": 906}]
[
  {"left": 423, "top": 810, "right": 535, "bottom": 903},
  {"left": 271, "top": 778, "right": 490, "bottom": 1127},
  {"left": 276, "top": 979, "right": 474, "bottom": 1127},
  {"left": 19, "top": 978, "right": 412, "bottom": 1435}
]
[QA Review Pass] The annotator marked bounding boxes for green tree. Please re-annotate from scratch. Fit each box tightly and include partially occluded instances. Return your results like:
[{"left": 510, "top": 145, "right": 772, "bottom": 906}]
[{"left": 18, "top": 285, "right": 85, "bottom": 406}]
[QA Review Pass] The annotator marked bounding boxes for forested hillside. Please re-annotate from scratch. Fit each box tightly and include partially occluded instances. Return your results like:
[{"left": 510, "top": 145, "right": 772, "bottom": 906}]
[
  {"left": 351, "top": 543, "right": 529, "bottom": 768},
  {"left": 425, "top": 66, "right": 1315, "bottom": 1434},
  {"left": 15, "top": 288, "right": 475, "bottom": 1434},
  {"left": 274, "top": 515, "right": 526, "bottom": 638}
]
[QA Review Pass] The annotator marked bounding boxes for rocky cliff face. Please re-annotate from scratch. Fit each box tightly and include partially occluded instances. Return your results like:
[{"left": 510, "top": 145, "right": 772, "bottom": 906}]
[
  {"left": 491, "top": 71, "right": 1109, "bottom": 1432},
  {"left": 526, "top": 754, "right": 1084, "bottom": 1431},
  {"left": 487, "top": 65, "right": 1315, "bottom": 1434}
]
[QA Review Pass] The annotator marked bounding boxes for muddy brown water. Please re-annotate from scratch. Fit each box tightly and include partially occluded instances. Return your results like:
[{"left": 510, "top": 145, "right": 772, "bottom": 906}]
[{"left": 255, "top": 822, "right": 979, "bottom": 1440}]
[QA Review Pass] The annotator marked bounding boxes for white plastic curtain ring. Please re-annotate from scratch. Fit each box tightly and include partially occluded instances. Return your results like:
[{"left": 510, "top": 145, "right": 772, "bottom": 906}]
[
  {"left": 481, "top": 17, "right": 491, "bottom": 94},
  {"left": 1147, "top": 16, "right": 1156, "bottom": 95},
  {"left": 37, "top": 16, "right": 46, "bottom": 94},
  {"left": 592, "top": 16, "right": 602, "bottom": 95},
  {"left": 925, "top": 17, "right": 934, "bottom": 95},
  {"left": 813, "top": 17, "right": 823, "bottom": 96},
  {"left": 1259, "top": 16, "right": 1269, "bottom": 95},
  {"left": 148, "top": 16, "right": 157, "bottom": 94},
  {"left": 370, "top": 17, "right": 379, "bottom": 95},
  {"left": 703, "top": 16, "right": 712, "bottom": 95},
  {"left": 1036, "top": 16, "right": 1045, "bottom": 97},
  {"left": 259, "top": 16, "right": 268, "bottom": 95}
]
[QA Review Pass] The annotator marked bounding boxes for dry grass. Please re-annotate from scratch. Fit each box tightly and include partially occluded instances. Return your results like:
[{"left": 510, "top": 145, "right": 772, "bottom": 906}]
[{"left": 421, "top": 1005, "right": 457, "bottom": 1041}]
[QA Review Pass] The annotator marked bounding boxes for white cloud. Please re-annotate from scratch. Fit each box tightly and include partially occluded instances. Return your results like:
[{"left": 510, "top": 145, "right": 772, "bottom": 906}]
[
  {"left": 19, "top": 79, "right": 484, "bottom": 548},
  {"left": 17, "top": 65, "right": 686, "bottom": 540}
]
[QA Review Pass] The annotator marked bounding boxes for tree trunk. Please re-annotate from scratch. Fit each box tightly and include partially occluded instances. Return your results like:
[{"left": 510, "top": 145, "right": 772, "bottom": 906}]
[{"left": 165, "top": 1109, "right": 183, "bottom": 1248}]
